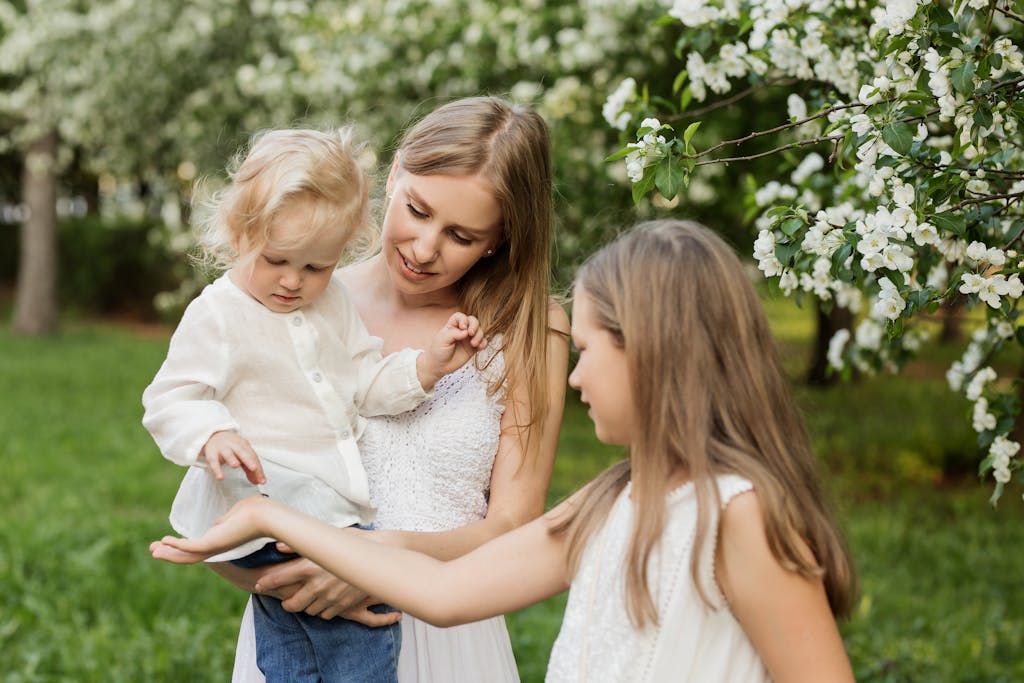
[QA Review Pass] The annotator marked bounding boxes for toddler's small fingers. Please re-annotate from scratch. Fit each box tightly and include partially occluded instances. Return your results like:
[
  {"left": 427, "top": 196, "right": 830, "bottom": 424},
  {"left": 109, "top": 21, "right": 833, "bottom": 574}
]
[{"left": 208, "top": 458, "right": 224, "bottom": 480}]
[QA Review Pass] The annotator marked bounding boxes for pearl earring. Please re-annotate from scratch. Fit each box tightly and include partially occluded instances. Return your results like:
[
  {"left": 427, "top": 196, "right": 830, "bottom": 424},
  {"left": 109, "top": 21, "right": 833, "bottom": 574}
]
[{"left": 486, "top": 249, "right": 494, "bottom": 256}]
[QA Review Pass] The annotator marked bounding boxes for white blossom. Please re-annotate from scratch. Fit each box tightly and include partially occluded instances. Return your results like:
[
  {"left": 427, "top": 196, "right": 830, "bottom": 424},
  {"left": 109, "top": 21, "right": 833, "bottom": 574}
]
[{"left": 972, "top": 398, "right": 997, "bottom": 432}]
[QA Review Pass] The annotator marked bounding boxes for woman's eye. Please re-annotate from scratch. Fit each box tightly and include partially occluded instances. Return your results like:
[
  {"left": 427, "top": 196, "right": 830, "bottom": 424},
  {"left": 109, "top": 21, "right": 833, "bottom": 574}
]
[
  {"left": 407, "top": 203, "right": 428, "bottom": 219},
  {"left": 448, "top": 230, "right": 472, "bottom": 245}
]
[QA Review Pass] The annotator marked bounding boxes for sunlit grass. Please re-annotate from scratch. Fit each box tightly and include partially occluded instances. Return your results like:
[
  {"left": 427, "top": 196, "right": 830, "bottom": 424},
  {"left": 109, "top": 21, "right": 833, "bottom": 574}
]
[{"left": 2, "top": 314, "right": 1022, "bottom": 682}]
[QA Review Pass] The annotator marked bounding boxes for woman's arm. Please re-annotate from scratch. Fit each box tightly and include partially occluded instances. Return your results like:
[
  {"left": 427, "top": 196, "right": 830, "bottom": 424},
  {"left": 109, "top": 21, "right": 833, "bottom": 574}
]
[
  {"left": 205, "top": 560, "right": 401, "bottom": 626},
  {"left": 716, "top": 491, "right": 855, "bottom": 683},
  {"left": 386, "top": 302, "right": 570, "bottom": 558},
  {"left": 154, "top": 495, "right": 572, "bottom": 627}
]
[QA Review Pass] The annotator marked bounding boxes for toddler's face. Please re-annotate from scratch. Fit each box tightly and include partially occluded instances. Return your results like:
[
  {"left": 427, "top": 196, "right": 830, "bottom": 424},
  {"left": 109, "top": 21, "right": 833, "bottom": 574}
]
[{"left": 231, "top": 199, "right": 346, "bottom": 314}]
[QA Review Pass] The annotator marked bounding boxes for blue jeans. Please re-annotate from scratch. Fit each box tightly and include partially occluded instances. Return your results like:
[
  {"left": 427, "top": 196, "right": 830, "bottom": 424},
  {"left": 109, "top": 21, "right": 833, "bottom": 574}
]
[{"left": 238, "top": 542, "right": 401, "bottom": 683}]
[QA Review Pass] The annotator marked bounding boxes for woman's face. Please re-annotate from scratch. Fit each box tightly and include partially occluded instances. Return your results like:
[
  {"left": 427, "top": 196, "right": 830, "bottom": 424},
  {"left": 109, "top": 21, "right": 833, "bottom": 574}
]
[{"left": 381, "top": 166, "right": 502, "bottom": 297}]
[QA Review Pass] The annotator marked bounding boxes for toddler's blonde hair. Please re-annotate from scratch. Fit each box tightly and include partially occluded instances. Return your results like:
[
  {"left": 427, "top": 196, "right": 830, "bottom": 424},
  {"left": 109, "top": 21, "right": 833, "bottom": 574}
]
[{"left": 194, "top": 127, "right": 372, "bottom": 271}]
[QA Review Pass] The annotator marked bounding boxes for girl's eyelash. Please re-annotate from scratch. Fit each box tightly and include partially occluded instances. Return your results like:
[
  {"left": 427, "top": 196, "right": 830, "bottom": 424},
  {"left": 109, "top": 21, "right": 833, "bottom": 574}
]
[{"left": 407, "top": 203, "right": 428, "bottom": 219}]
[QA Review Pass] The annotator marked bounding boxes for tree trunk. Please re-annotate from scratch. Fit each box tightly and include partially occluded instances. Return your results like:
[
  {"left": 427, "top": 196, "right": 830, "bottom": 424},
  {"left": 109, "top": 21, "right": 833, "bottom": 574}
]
[
  {"left": 806, "top": 302, "right": 853, "bottom": 386},
  {"left": 939, "top": 294, "right": 965, "bottom": 344},
  {"left": 12, "top": 131, "right": 59, "bottom": 334}
]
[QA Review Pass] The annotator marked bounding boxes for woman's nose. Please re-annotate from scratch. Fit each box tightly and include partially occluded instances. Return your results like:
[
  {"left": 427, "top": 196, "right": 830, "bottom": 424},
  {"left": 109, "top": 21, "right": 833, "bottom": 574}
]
[{"left": 411, "top": 231, "right": 441, "bottom": 264}]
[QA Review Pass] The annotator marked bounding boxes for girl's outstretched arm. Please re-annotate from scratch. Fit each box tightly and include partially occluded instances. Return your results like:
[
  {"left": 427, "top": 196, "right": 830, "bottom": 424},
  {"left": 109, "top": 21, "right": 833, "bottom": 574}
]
[
  {"left": 247, "top": 303, "right": 570, "bottom": 619},
  {"left": 716, "top": 491, "right": 855, "bottom": 683},
  {"left": 152, "top": 495, "right": 570, "bottom": 627}
]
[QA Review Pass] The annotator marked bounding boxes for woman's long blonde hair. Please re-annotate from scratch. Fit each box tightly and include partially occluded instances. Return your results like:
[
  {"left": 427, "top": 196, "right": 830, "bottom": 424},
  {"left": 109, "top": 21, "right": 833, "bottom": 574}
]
[
  {"left": 554, "top": 219, "right": 855, "bottom": 628},
  {"left": 393, "top": 96, "right": 556, "bottom": 446}
]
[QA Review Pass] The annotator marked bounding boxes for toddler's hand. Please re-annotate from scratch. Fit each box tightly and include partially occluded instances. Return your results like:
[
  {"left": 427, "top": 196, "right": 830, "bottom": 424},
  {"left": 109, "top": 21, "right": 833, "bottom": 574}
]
[
  {"left": 201, "top": 431, "right": 266, "bottom": 485},
  {"left": 418, "top": 313, "right": 486, "bottom": 388}
]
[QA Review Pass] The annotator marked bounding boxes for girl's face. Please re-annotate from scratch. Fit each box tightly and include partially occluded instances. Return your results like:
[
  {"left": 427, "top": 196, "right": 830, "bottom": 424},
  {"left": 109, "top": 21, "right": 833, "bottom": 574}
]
[
  {"left": 230, "top": 198, "right": 346, "bottom": 314},
  {"left": 381, "top": 166, "right": 502, "bottom": 298},
  {"left": 569, "top": 290, "right": 635, "bottom": 446}
]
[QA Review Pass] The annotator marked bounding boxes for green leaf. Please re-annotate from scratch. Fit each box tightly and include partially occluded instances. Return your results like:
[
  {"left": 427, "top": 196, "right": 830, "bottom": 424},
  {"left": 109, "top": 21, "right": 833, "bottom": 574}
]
[
  {"left": 989, "top": 481, "right": 1004, "bottom": 506},
  {"left": 780, "top": 217, "right": 804, "bottom": 237},
  {"left": 974, "top": 107, "right": 993, "bottom": 129},
  {"left": 931, "top": 211, "right": 967, "bottom": 237},
  {"left": 882, "top": 122, "right": 914, "bottom": 156},
  {"left": 672, "top": 69, "right": 688, "bottom": 95},
  {"left": 775, "top": 240, "right": 802, "bottom": 266},
  {"left": 832, "top": 241, "right": 854, "bottom": 272},
  {"left": 1004, "top": 220, "right": 1024, "bottom": 245},
  {"left": 604, "top": 147, "right": 631, "bottom": 162},
  {"left": 682, "top": 121, "right": 701, "bottom": 145},
  {"left": 631, "top": 168, "right": 658, "bottom": 205},
  {"left": 679, "top": 86, "right": 693, "bottom": 112},
  {"left": 654, "top": 159, "right": 685, "bottom": 200},
  {"left": 951, "top": 62, "right": 976, "bottom": 96},
  {"left": 991, "top": 53, "right": 1003, "bottom": 70}
]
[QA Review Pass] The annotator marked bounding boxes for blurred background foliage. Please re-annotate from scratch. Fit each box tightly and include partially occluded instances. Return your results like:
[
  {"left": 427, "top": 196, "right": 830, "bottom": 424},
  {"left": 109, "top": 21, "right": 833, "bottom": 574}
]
[{"left": 0, "top": 0, "right": 795, "bottom": 321}]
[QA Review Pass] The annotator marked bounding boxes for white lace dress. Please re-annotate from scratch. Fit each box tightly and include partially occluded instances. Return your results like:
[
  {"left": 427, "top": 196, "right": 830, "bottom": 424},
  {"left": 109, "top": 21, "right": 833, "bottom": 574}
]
[
  {"left": 545, "top": 475, "right": 771, "bottom": 683},
  {"left": 232, "top": 345, "right": 520, "bottom": 683}
]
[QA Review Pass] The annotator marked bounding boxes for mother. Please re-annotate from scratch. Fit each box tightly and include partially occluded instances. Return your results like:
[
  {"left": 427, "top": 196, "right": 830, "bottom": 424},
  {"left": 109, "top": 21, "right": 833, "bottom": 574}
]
[{"left": 210, "top": 96, "right": 569, "bottom": 682}]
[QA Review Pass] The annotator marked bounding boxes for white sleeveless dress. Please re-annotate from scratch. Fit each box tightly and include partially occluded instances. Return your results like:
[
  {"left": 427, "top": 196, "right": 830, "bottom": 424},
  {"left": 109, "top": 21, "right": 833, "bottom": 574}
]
[
  {"left": 545, "top": 475, "right": 771, "bottom": 683},
  {"left": 232, "top": 345, "right": 520, "bottom": 683}
]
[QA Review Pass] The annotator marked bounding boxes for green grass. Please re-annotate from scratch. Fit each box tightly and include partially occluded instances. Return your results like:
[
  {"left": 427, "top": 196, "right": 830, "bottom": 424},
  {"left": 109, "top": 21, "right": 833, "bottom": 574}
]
[{"left": 1, "top": 316, "right": 1022, "bottom": 681}]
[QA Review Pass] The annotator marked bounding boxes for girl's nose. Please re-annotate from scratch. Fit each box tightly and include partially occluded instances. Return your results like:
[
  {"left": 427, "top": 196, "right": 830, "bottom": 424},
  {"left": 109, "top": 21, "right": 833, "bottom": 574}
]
[{"left": 568, "top": 365, "right": 580, "bottom": 390}]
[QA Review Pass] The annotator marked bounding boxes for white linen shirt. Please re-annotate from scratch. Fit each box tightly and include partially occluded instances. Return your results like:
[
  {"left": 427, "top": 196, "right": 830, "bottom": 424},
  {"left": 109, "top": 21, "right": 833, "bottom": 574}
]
[{"left": 142, "top": 273, "right": 429, "bottom": 561}]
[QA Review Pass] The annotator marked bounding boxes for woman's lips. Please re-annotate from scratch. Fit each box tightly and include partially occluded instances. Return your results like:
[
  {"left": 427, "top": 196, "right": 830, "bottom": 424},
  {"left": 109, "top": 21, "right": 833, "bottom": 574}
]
[{"left": 398, "top": 251, "right": 432, "bottom": 281}]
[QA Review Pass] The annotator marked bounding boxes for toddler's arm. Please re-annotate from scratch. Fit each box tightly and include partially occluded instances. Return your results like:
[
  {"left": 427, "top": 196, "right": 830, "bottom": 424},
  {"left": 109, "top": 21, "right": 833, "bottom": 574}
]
[
  {"left": 414, "top": 312, "right": 486, "bottom": 391},
  {"left": 142, "top": 296, "right": 240, "bottom": 468},
  {"left": 333, "top": 278, "right": 481, "bottom": 415}
]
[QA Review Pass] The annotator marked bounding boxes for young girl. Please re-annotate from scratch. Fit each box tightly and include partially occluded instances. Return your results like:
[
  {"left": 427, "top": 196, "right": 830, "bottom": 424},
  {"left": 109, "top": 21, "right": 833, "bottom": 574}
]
[
  {"left": 153, "top": 219, "right": 856, "bottom": 682},
  {"left": 142, "top": 127, "right": 484, "bottom": 683}
]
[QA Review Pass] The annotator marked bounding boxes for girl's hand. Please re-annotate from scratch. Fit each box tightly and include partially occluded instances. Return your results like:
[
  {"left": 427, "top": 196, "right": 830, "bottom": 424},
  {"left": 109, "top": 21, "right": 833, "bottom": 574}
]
[
  {"left": 417, "top": 313, "right": 486, "bottom": 388},
  {"left": 201, "top": 431, "right": 266, "bottom": 485},
  {"left": 150, "top": 495, "right": 272, "bottom": 564}
]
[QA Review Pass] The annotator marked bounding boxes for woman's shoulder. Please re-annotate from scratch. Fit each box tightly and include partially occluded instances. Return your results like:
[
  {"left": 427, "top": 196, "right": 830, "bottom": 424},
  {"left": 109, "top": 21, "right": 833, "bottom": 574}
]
[{"left": 547, "top": 297, "right": 570, "bottom": 335}]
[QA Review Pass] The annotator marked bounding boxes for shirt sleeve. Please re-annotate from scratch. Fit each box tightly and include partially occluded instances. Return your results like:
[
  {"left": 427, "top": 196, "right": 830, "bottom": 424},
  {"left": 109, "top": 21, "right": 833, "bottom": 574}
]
[
  {"left": 141, "top": 294, "right": 239, "bottom": 467},
  {"left": 331, "top": 278, "right": 431, "bottom": 417}
]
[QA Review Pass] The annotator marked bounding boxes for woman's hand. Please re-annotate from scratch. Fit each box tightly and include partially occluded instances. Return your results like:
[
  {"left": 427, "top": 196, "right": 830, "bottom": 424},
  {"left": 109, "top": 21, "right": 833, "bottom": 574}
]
[
  {"left": 150, "top": 495, "right": 272, "bottom": 563},
  {"left": 258, "top": 542, "right": 400, "bottom": 626},
  {"left": 255, "top": 555, "right": 370, "bottom": 619}
]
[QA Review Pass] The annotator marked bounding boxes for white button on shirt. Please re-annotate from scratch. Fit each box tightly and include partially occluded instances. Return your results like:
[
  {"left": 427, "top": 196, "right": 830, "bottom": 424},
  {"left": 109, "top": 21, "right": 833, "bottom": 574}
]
[{"left": 142, "top": 274, "right": 430, "bottom": 561}]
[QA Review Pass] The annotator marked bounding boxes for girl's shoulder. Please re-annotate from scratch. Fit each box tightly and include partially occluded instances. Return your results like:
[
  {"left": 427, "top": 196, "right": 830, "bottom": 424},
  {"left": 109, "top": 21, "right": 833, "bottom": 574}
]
[{"left": 715, "top": 473, "right": 754, "bottom": 506}]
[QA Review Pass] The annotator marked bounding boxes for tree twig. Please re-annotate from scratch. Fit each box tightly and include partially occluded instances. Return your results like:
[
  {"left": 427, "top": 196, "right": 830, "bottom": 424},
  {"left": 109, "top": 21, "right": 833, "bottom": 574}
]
[{"left": 692, "top": 134, "right": 844, "bottom": 166}]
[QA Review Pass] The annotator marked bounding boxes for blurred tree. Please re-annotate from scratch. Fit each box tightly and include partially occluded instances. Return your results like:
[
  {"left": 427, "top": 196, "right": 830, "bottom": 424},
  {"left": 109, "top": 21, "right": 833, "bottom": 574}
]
[
  {"left": 2, "top": 0, "right": 689, "bottom": 325},
  {"left": 0, "top": 1, "right": 285, "bottom": 332}
]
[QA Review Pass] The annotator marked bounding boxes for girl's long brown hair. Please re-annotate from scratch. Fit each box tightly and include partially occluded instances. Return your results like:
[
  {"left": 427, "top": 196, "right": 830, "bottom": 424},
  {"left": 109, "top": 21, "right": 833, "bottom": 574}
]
[
  {"left": 394, "top": 97, "right": 556, "bottom": 448},
  {"left": 553, "top": 220, "right": 856, "bottom": 628}
]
